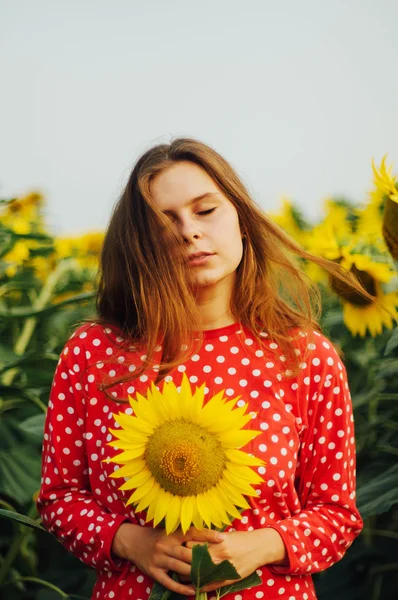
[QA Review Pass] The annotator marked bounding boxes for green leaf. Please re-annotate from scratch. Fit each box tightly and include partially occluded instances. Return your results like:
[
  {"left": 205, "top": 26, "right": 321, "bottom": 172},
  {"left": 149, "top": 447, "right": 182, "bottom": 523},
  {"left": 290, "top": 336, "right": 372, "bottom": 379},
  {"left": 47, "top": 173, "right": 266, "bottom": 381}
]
[
  {"left": 323, "top": 309, "right": 344, "bottom": 328},
  {"left": 0, "top": 343, "right": 18, "bottom": 365},
  {"left": 357, "top": 463, "right": 398, "bottom": 519},
  {"left": 218, "top": 571, "right": 262, "bottom": 598},
  {"left": 0, "top": 417, "right": 42, "bottom": 503},
  {"left": 0, "top": 447, "right": 41, "bottom": 504},
  {"left": 385, "top": 326, "right": 398, "bottom": 355},
  {"left": 18, "top": 413, "right": 45, "bottom": 442},
  {"left": 190, "top": 543, "right": 240, "bottom": 589},
  {"left": 148, "top": 581, "right": 173, "bottom": 600},
  {"left": 0, "top": 350, "right": 58, "bottom": 375},
  {"left": 148, "top": 572, "right": 186, "bottom": 600},
  {"left": 0, "top": 508, "right": 45, "bottom": 531}
]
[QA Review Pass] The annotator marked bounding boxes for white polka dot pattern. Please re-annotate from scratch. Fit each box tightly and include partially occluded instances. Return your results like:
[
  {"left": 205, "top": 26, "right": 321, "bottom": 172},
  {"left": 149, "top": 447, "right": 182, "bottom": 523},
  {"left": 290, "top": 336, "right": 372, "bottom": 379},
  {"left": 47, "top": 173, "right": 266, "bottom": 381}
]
[{"left": 36, "top": 323, "right": 363, "bottom": 600}]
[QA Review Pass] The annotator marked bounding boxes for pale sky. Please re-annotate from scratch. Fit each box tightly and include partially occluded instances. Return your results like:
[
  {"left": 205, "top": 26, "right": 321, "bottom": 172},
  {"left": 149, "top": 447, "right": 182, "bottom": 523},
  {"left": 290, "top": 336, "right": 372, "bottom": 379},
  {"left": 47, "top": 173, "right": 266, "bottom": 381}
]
[{"left": 1, "top": 0, "right": 397, "bottom": 236}]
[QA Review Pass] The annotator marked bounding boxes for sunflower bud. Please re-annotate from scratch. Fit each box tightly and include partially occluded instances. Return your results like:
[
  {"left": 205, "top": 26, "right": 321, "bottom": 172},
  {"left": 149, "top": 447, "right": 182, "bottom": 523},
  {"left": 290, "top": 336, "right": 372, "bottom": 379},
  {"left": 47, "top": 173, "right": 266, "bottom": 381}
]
[
  {"left": 382, "top": 196, "right": 398, "bottom": 262},
  {"left": 329, "top": 266, "right": 376, "bottom": 307}
]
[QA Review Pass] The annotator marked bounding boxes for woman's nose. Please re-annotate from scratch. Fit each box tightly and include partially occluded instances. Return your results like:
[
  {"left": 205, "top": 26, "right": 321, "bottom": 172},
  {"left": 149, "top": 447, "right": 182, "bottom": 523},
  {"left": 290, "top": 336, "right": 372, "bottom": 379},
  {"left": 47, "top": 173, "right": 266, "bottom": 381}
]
[{"left": 179, "top": 218, "right": 202, "bottom": 243}]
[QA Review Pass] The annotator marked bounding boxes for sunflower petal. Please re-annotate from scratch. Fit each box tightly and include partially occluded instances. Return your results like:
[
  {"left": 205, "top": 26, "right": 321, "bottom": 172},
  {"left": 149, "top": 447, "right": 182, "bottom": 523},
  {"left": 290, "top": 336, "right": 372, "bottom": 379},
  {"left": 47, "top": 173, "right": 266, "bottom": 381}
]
[
  {"left": 207, "top": 487, "right": 232, "bottom": 527},
  {"left": 218, "top": 478, "right": 250, "bottom": 509},
  {"left": 107, "top": 448, "right": 146, "bottom": 463},
  {"left": 195, "top": 492, "right": 213, "bottom": 529},
  {"left": 223, "top": 469, "right": 258, "bottom": 496},
  {"left": 215, "top": 483, "right": 242, "bottom": 521},
  {"left": 108, "top": 459, "right": 146, "bottom": 479},
  {"left": 120, "top": 467, "right": 152, "bottom": 490},
  {"left": 218, "top": 429, "right": 260, "bottom": 448},
  {"left": 191, "top": 505, "right": 203, "bottom": 530},
  {"left": 153, "top": 490, "right": 173, "bottom": 527},
  {"left": 190, "top": 384, "right": 206, "bottom": 422},
  {"left": 181, "top": 496, "right": 196, "bottom": 533},
  {"left": 166, "top": 495, "right": 182, "bottom": 534},
  {"left": 107, "top": 437, "right": 148, "bottom": 449},
  {"left": 145, "top": 493, "right": 159, "bottom": 523},
  {"left": 148, "top": 386, "right": 170, "bottom": 422},
  {"left": 179, "top": 373, "right": 195, "bottom": 419},
  {"left": 128, "top": 476, "right": 155, "bottom": 502},
  {"left": 226, "top": 463, "right": 264, "bottom": 483},
  {"left": 135, "top": 481, "right": 161, "bottom": 513},
  {"left": 208, "top": 407, "right": 253, "bottom": 433},
  {"left": 130, "top": 394, "right": 160, "bottom": 427},
  {"left": 225, "top": 448, "right": 265, "bottom": 467}
]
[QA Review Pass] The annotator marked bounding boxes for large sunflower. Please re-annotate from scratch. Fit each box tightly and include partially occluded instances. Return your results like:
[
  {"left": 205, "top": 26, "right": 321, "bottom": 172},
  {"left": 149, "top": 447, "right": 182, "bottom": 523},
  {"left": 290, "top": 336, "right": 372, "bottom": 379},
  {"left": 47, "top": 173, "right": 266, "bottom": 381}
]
[
  {"left": 329, "top": 252, "right": 398, "bottom": 337},
  {"left": 105, "top": 375, "right": 264, "bottom": 534}
]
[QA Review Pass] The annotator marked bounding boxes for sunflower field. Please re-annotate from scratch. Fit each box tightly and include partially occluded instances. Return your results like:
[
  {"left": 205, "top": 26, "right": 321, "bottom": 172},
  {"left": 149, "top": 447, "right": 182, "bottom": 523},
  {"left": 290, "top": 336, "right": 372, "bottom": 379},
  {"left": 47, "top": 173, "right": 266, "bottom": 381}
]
[{"left": 0, "top": 158, "right": 398, "bottom": 600}]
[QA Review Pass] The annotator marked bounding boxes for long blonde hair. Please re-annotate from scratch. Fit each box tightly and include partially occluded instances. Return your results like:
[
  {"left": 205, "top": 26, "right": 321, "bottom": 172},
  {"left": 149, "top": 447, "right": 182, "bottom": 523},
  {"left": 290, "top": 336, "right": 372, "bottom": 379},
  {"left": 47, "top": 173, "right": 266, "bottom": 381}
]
[{"left": 90, "top": 137, "right": 373, "bottom": 392}]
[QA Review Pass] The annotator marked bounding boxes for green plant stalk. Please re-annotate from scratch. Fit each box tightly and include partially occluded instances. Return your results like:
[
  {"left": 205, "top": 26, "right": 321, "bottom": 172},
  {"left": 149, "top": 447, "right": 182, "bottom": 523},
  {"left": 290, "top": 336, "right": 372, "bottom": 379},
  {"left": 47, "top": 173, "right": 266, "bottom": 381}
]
[
  {"left": 371, "top": 573, "right": 383, "bottom": 600},
  {"left": 367, "top": 395, "right": 379, "bottom": 449},
  {"left": 21, "top": 392, "right": 47, "bottom": 413},
  {"left": 369, "top": 562, "right": 398, "bottom": 575},
  {"left": 362, "top": 516, "right": 376, "bottom": 547},
  {"left": 2, "top": 259, "right": 77, "bottom": 387},
  {"left": 4, "top": 576, "right": 68, "bottom": 598},
  {"left": 0, "top": 399, "right": 25, "bottom": 414},
  {"left": 0, "top": 290, "right": 95, "bottom": 319},
  {"left": 377, "top": 444, "right": 398, "bottom": 456},
  {"left": 0, "top": 501, "right": 40, "bottom": 586},
  {"left": 0, "top": 528, "right": 27, "bottom": 586},
  {"left": 0, "top": 499, "right": 15, "bottom": 512},
  {"left": 0, "top": 393, "right": 47, "bottom": 416},
  {"left": 367, "top": 529, "right": 398, "bottom": 540}
]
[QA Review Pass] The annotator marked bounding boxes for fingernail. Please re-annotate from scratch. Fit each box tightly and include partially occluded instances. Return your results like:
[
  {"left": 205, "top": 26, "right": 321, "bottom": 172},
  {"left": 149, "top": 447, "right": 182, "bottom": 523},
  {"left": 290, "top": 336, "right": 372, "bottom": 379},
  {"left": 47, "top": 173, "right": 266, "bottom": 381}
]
[{"left": 216, "top": 532, "right": 226, "bottom": 541}]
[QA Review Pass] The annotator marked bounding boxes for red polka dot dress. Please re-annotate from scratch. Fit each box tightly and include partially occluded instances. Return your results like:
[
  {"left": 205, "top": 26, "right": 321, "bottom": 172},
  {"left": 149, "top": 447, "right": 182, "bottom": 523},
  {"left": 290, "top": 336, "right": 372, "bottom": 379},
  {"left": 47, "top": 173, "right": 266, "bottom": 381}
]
[{"left": 37, "top": 322, "right": 363, "bottom": 600}]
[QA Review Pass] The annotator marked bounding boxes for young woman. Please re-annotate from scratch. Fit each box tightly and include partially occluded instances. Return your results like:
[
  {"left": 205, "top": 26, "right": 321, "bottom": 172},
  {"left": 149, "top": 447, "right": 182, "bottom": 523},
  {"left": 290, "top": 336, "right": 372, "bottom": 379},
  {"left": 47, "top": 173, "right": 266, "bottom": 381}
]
[{"left": 37, "top": 138, "right": 366, "bottom": 600}]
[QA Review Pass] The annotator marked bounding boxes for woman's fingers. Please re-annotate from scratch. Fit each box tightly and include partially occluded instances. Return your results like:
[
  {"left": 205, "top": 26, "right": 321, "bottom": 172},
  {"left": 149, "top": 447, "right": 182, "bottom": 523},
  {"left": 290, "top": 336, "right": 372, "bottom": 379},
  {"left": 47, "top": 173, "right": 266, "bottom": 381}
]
[
  {"left": 171, "top": 544, "right": 192, "bottom": 563},
  {"left": 154, "top": 570, "right": 195, "bottom": 596},
  {"left": 186, "top": 527, "right": 226, "bottom": 544},
  {"left": 202, "top": 578, "right": 241, "bottom": 593},
  {"left": 163, "top": 557, "right": 192, "bottom": 577},
  {"left": 185, "top": 540, "right": 205, "bottom": 549}
]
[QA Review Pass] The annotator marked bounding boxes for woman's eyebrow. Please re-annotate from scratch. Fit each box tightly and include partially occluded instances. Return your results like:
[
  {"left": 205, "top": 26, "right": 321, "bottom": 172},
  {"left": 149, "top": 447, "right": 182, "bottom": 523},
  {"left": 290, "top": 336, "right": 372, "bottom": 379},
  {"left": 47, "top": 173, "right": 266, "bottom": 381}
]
[{"left": 163, "top": 192, "right": 219, "bottom": 215}]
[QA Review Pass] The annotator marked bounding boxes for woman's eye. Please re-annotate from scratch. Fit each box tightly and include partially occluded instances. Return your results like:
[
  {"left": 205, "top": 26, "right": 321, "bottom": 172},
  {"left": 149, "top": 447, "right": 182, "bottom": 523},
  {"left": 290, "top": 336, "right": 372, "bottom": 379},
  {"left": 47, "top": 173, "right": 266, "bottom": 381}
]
[{"left": 198, "top": 208, "right": 216, "bottom": 216}]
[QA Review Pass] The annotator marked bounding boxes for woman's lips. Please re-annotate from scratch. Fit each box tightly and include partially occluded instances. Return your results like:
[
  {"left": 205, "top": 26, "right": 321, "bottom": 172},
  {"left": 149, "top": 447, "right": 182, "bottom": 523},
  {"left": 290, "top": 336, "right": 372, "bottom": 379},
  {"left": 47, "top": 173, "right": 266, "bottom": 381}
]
[{"left": 187, "top": 253, "right": 214, "bottom": 267}]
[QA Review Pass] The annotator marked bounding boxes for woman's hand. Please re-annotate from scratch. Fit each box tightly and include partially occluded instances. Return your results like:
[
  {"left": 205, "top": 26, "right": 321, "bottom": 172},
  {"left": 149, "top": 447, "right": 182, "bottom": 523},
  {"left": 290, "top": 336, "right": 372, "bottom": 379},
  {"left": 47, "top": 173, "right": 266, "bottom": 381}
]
[
  {"left": 111, "top": 523, "right": 226, "bottom": 596},
  {"left": 186, "top": 528, "right": 287, "bottom": 593}
]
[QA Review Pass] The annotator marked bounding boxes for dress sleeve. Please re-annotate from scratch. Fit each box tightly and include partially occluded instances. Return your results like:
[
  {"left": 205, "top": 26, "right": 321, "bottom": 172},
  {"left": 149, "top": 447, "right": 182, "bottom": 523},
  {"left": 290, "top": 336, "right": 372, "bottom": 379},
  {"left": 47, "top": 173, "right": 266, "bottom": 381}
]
[
  {"left": 266, "top": 339, "right": 363, "bottom": 576},
  {"left": 36, "top": 342, "right": 129, "bottom": 572}
]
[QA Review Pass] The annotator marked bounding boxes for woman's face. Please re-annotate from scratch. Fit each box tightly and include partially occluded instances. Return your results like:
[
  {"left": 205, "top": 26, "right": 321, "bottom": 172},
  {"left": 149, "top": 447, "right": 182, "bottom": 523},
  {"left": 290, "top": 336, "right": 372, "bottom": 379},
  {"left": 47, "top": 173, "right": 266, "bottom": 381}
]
[{"left": 150, "top": 161, "right": 243, "bottom": 291}]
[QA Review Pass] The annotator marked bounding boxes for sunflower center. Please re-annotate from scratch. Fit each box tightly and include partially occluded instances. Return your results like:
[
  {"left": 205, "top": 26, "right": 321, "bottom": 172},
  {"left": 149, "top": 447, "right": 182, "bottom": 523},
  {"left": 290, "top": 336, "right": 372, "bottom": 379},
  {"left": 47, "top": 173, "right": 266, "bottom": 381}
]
[
  {"left": 145, "top": 420, "right": 226, "bottom": 496},
  {"left": 330, "top": 265, "right": 376, "bottom": 307},
  {"left": 160, "top": 442, "right": 201, "bottom": 484}
]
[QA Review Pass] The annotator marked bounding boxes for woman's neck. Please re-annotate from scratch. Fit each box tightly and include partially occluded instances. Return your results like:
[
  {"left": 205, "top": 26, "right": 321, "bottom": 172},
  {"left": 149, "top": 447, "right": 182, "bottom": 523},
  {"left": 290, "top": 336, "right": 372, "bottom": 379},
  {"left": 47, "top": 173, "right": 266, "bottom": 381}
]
[
  {"left": 199, "top": 310, "right": 237, "bottom": 331},
  {"left": 194, "top": 279, "right": 236, "bottom": 331}
]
